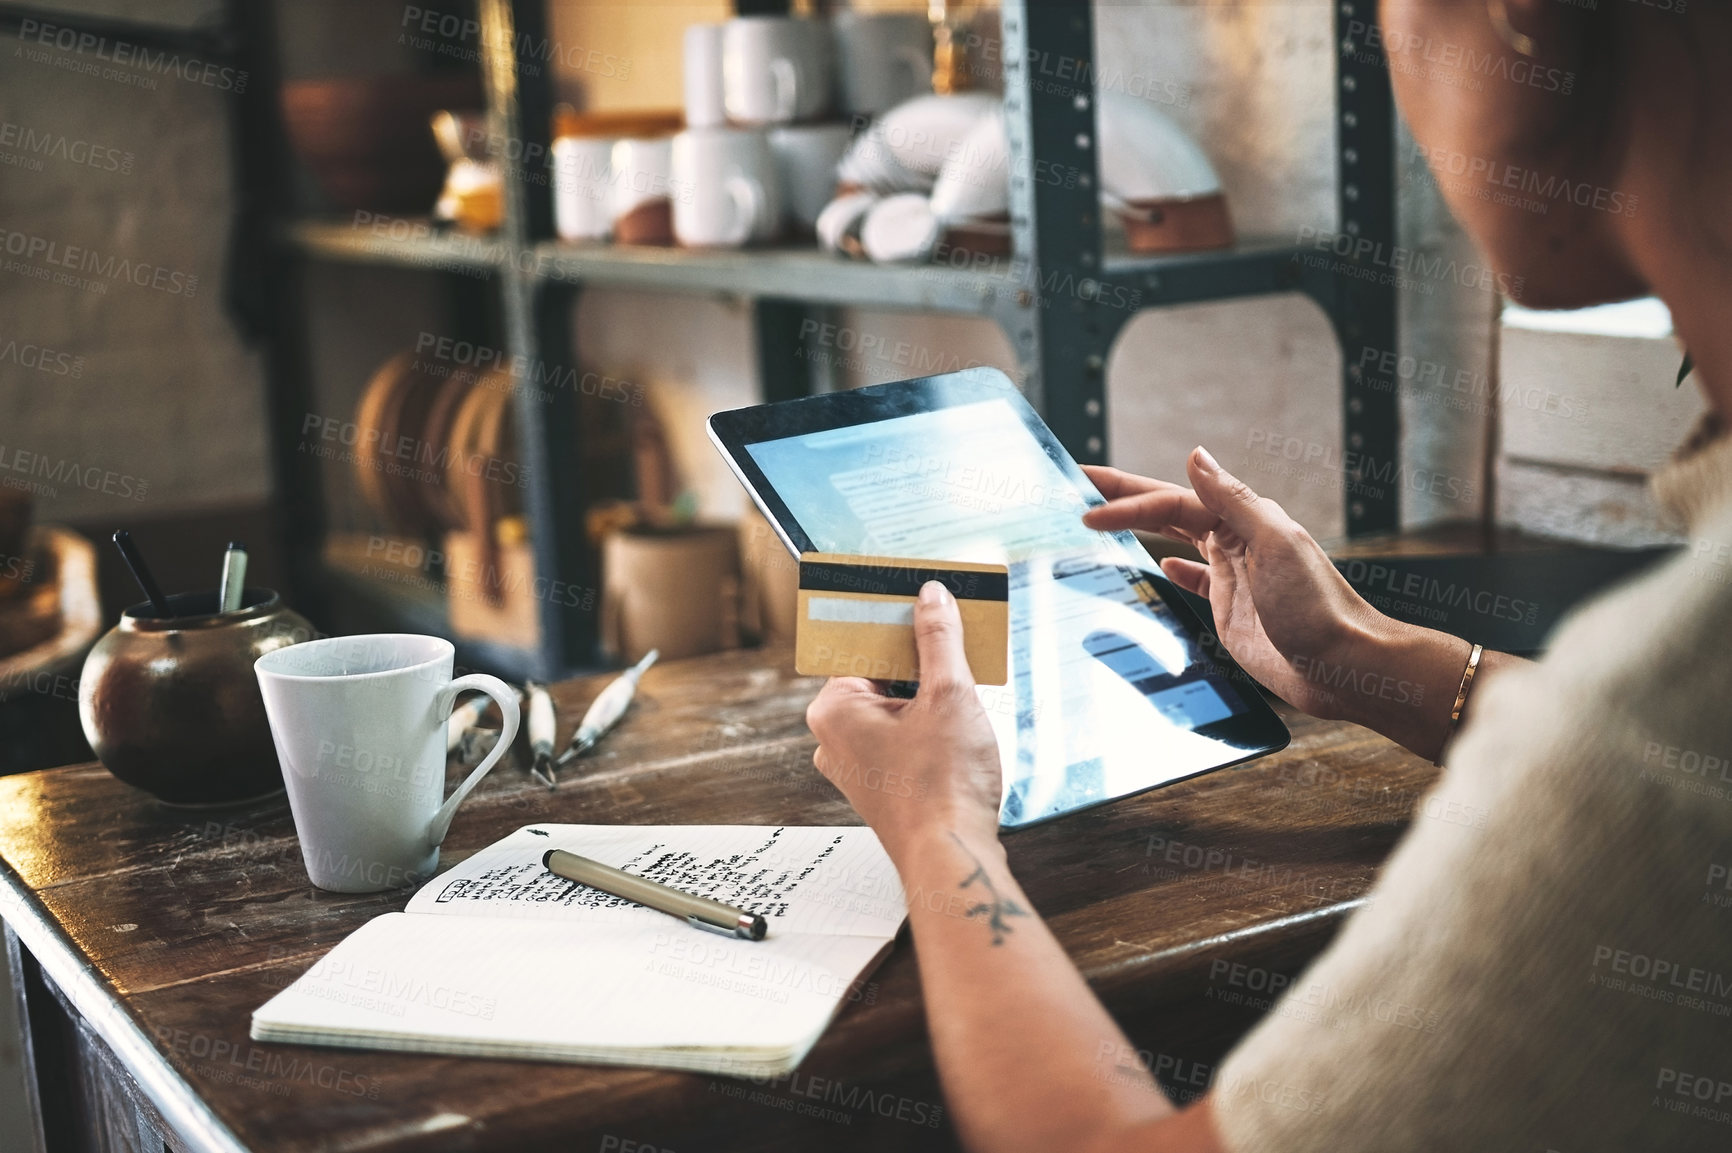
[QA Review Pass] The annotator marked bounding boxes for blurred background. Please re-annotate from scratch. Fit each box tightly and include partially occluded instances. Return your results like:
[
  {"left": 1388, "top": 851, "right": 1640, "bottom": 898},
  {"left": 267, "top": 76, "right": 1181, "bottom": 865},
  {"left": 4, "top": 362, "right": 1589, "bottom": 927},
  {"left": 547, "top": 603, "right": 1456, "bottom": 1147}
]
[{"left": 0, "top": 0, "right": 1700, "bottom": 770}]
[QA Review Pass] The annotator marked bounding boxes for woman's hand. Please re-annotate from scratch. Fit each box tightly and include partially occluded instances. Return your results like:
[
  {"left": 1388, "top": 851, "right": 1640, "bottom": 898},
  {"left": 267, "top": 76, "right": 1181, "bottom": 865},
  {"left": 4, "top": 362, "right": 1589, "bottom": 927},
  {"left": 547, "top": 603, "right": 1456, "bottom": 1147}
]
[
  {"left": 806, "top": 580, "right": 1003, "bottom": 863},
  {"left": 809, "top": 586, "right": 1223, "bottom": 1153},
  {"left": 1082, "top": 446, "right": 1385, "bottom": 722},
  {"left": 1082, "top": 447, "right": 1476, "bottom": 757}
]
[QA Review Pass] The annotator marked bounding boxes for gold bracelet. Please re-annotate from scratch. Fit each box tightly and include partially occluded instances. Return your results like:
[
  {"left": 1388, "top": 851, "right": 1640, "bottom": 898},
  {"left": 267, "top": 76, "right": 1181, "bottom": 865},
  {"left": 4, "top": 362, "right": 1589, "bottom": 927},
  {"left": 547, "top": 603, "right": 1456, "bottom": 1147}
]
[{"left": 1437, "top": 642, "right": 1484, "bottom": 764}]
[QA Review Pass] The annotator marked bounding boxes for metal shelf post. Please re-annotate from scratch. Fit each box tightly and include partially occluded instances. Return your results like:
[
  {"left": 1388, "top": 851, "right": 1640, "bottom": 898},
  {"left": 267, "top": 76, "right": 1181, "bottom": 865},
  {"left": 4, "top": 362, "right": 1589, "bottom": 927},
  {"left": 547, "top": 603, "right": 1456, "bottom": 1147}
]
[
  {"left": 484, "top": 0, "right": 599, "bottom": 676},
  {"left": 1333, "top": 0, "right": 1402, "bottom": 535},
  {"left": 999, "top": 0, "right": 1114, "bottom": 464}
]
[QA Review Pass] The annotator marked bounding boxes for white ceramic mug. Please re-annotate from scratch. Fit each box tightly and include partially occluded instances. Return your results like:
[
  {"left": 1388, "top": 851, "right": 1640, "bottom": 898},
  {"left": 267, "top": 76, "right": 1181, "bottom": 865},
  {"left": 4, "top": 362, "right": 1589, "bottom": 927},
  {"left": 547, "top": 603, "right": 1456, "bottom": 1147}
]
[
  {"left": 553, "top": 136, "right": 615, "bottom": 242},
  {"left": 684, "top": 23, "right": 727, "bottom": 129},
  {"left": 255, "top": 634, "right": 521, "bottom": 894},
  {"left": 671, "top": 127, "right": 780, "bottom": 248},
  {"left": 611, "top": 136, "right": 676, "bottom": 245},
  {"left": 722, "top": 16, "right": 831, "bottom": 125},
  {"left": 832, "top": 11, "right": 933, "bottom": 116},
  {"left": 768, "top": 123, "right": 852, "bottom": 234}
]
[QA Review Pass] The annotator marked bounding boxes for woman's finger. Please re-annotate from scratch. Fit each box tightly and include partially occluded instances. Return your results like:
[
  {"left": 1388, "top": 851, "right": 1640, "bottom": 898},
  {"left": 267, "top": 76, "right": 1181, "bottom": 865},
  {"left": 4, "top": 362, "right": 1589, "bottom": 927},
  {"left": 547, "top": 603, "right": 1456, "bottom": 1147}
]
[
  {"left": 806, "top": 675, "right": 891, "bottom": 740},
  {"left": 1081, "top": 464, "right": 1164, "bottom": 500},
  {"left": 1082, "top": 487, "right": 1222, "bottom": 540},
  {"left": 1159, "top": 556, "right": 1212, "bottom": 599},
  {"left": 816, "top": 675, "right": 880, "bottom": 701}
]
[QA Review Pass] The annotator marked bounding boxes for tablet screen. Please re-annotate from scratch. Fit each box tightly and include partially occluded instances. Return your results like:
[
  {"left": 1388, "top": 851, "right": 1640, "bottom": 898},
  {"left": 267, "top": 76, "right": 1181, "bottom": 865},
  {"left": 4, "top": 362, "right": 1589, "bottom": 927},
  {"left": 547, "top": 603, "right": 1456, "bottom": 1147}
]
[
  {"left": 746, "top": 398, "right": 1100, "bottom": 562},
  {"left": 743, "top": 396, "right": 1268, "bottom": 826}
]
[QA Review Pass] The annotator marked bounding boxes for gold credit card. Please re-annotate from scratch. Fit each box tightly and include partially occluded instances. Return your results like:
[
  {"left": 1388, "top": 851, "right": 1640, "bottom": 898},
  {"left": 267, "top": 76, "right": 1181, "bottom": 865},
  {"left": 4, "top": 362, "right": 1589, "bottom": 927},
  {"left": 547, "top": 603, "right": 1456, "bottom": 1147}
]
[{"left": 794, "top": 553, "right": 1010, "bottom": 686}]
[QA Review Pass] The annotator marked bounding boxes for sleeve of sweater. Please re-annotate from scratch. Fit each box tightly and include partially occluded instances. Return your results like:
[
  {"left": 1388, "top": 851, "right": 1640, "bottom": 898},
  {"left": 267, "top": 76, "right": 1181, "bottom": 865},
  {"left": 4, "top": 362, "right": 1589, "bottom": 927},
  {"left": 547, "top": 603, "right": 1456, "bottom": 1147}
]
[{"left": 1211, "top": 511, "right": 1732, "bottom": 1153}]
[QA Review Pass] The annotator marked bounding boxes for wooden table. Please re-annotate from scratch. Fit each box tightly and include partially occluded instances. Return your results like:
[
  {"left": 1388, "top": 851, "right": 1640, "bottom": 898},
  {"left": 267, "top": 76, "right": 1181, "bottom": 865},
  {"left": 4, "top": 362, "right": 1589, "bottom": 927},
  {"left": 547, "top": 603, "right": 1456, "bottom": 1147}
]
[{"left": 0, "top": 647, "right": 1437, "bottom": 1153}]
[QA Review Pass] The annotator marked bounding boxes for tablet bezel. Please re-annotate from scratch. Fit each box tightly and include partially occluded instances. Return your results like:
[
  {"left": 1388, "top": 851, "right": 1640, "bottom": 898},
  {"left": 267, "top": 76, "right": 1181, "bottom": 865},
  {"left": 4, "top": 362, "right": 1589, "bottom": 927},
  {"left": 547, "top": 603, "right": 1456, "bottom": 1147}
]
[{"left": 708, "top": 367, "right": 1290, "bottom": 826}]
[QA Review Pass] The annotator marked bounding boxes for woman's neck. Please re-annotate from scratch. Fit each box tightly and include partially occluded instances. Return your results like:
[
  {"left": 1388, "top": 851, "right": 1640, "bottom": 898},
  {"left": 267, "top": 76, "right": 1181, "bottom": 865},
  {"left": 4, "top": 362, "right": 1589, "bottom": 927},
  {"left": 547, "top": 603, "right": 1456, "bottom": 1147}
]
[
  {"left": 1640, "top": 241, "right": 1732, "bottom": 426},
  {"left": 1615, "top": 20, "right": 1732, "bottom": 422}
]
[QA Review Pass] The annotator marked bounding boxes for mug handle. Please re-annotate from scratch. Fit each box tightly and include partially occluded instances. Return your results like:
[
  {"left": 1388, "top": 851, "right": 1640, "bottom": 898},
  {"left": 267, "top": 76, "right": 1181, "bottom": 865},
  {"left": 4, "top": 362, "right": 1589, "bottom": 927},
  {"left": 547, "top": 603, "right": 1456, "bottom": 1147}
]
[
  {"left": 723, "top": 174, "right": 765, "bottom": 246},
  {"left": 770, "top": 56, "right": 799, "bottom": 121},
  {"left": 426, "top": 673, "right": 522, "bottom": 847}
]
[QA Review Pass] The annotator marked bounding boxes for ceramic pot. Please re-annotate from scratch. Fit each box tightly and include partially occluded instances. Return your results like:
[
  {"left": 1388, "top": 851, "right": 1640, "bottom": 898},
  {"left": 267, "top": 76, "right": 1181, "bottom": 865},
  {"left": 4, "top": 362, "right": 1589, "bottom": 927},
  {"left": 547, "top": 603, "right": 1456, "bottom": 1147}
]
[
  {"left": 601, "top": 525, "right": 740, "bottom": 662},
  {"left": 79, "top": 589, "right": 314, "bottom": 806},
  {"left": 280, "top": 76, "right": 482, "bottom": 212}
]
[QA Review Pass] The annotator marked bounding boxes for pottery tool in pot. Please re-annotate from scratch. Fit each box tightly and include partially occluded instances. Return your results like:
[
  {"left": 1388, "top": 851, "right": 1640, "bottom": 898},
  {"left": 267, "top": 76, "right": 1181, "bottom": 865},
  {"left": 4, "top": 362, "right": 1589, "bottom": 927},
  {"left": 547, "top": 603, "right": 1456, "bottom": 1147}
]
[{"left": 112, "top": 530, "right": 172, "bottom": 619}]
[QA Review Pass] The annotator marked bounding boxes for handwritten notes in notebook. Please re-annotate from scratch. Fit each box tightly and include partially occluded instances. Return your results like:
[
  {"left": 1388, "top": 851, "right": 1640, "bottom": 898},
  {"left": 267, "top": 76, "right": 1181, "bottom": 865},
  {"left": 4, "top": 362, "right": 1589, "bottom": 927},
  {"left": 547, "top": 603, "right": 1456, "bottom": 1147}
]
[
  {"left": 407, "top": 824, "right": 908, "bottom": 937},
  {"left": 251, "top": 825, "right": 908, "bottom": 1077}
]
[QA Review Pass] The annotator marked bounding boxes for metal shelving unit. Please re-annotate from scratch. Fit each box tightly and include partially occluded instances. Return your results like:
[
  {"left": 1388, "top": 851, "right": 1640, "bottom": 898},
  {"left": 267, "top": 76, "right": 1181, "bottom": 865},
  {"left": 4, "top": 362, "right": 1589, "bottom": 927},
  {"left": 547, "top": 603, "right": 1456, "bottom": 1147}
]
[{"left": 257, "top": 0, "right": 1400, "bottom": 680}]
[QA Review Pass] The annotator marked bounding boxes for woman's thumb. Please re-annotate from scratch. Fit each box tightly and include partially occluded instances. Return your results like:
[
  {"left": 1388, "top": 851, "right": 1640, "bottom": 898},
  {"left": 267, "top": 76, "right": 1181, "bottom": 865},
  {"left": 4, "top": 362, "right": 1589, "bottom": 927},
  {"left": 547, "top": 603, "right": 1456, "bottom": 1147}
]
[{"left": 912, "top": 580, "right": 976, "bottom": 700}]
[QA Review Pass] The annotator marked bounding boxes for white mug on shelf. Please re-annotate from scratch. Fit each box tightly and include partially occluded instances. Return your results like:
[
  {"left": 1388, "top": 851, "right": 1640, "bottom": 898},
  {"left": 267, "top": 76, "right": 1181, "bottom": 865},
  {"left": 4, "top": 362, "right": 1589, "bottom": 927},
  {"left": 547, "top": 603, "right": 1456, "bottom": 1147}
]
[
  {"left": 832, "top": 11, "right": 933, "bottom": 117},
  {"left": 721, "top": 15, "right": 831, "bottom": 125},
  {"left": 552, "top": 136, "right": 615, "bottom": 242},
  {"left": 672, "top": 127, "right": 781, "bottom": 249},
  {"left": 255, "top": 634, "right": 521, "bottom": 894},
  {"left": 684, "top": 23, "right": 727, "bottom": 129},
  {"left": 768, "top": 123, "right": 853, "bottom": 235},
  {"left": 611, "top": 136, "right": 676, "bottom": 246}
]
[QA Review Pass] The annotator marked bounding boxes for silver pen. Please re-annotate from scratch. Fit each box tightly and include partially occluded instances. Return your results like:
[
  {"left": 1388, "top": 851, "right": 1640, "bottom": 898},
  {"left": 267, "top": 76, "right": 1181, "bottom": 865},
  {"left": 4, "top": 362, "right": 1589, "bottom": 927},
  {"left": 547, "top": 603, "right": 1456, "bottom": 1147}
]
[
  {"left": 542, "top": 847, "right": 767, "bottom": 940},
  {"left": 218, "top": 541, "right": 247, "bottom": 613},
  {"left": 555, "top": 649, "right": 658, "bottom": 766}
]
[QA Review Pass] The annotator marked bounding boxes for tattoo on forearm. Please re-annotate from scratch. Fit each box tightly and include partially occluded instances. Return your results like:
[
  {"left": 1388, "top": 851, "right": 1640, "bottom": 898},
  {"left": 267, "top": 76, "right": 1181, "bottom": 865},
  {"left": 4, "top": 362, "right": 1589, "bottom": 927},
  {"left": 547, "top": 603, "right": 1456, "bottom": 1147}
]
[{"left": 952, "top": 834, "right": 1028, "bottom": 945}]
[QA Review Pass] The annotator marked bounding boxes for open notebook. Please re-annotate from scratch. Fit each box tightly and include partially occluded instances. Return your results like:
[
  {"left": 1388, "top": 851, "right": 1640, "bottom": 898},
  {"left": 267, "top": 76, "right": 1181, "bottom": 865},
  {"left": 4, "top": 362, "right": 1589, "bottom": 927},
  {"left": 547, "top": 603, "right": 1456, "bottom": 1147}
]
[{"left": 252, "top": 825, "right": 907, "bottom": 1077}]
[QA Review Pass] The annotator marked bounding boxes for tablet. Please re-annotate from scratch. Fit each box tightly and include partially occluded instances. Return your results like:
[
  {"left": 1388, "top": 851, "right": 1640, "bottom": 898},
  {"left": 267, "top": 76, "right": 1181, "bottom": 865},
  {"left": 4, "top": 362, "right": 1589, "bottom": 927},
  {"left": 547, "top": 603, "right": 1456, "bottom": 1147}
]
[{"left": 709, "top": 367, "right": 1290, "bottom": 828}]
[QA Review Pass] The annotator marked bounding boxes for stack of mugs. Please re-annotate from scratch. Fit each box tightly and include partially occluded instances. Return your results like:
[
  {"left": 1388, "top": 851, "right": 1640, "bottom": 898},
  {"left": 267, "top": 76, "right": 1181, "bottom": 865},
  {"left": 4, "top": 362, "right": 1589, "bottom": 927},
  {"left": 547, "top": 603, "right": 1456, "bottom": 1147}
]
[{"left": 553, "top": 11, "right": 933, "bottom": 250}]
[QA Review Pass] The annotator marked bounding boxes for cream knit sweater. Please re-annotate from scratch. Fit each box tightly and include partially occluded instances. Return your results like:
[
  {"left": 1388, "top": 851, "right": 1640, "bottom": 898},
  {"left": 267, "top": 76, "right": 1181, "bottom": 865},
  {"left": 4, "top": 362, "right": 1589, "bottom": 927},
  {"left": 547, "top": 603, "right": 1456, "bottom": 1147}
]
[{"left": 1214, "top": 427, "right": 1732, "bottom": 1151}]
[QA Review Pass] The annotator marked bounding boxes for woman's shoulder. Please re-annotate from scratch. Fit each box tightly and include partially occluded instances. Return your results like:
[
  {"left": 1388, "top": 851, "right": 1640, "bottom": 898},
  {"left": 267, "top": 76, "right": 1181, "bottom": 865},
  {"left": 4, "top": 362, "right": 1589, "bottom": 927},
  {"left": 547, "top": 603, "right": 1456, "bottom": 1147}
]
[
  {"left": 1540, "top": 507, "right": 1732, "bottom": 697},
  {"left": 1466, "top": 511, "right": 1732, "bottom": 816}
]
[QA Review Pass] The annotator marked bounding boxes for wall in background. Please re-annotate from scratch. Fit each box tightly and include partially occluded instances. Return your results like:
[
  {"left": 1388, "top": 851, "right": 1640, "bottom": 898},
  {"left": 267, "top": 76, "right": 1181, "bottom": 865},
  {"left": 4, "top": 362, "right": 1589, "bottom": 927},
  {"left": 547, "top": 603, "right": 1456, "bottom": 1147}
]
[
  {"left": 548, "top": 0, "right": 729, "bottom": 108},
  {"left": 19, "top": 0, "right": 221, "bottom": 28},
  {"left": 1496, "top": 300, "right": 1699, "bottom": 546},
  {"left": 0, "top": 22, "right": 270, "bottom": 526}
]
